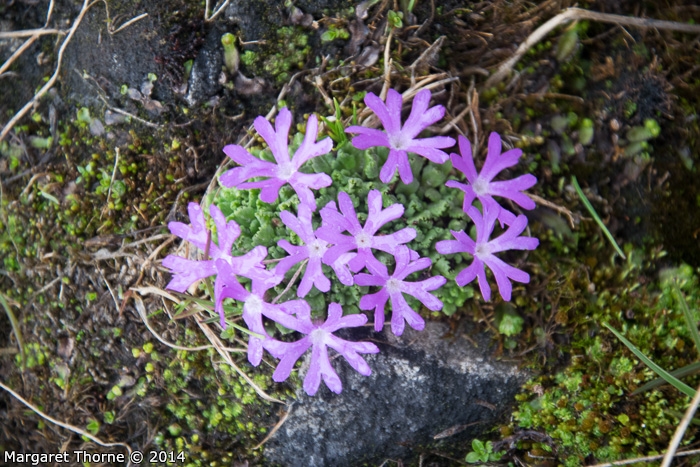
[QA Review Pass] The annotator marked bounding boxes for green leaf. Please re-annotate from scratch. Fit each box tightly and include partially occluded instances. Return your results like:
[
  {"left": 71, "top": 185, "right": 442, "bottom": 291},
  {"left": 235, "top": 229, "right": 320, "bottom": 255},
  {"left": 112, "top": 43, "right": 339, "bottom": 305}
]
[
  {"left": 252, "top": 224, "right": 275, "bottom": 247},
  {"left": 673, "top": 281, "right": 700, "bottom": 353},
  {"left": 337, "top": 147, "right": 363, "bottom": 171},
  {"left": 39, "top": 190, "right": 60, "bottom": 205},
  {"left": 77, "top": 107, "right": 92, "bottom": 124},
  {"left": 86, "top": 419, "right": 100, "bottom": 435},
  {"left": 421, "top": 164, "right": 447, "bottom": 188},
  {"left": 310, "top": 152, "right": 334, "bottom": 175},
  {"left": 632, "top": 362, "right": 700, "bottom": 395},
  {"left": 496, "top": 307, "right": 524, "bottom": 337},
  {"left": 0, "top": 293, "right": 24, "bottom": 370},
  {"left": 572, "top": 176, "right": 626, "bottom": 260},
  {"left": 363, "top": 150, "right": 379, "bottom": 179},
  {"left": 465, "top": 452, "right": 482, "bottom": 463},
  {"left": 111, "top": 180, "right": 127, "bottom": 198}
]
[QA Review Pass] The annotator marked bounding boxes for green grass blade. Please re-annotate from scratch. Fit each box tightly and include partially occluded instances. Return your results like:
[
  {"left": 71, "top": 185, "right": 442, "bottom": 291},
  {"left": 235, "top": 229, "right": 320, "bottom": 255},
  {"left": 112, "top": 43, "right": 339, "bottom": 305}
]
[
  {"left": 604, "top": 322, "right": 695, "bottom": 398},
  {"left": 571, "top": 176, "right": 626, "bottom": 260},
  {"left": 665, "top": 410, "right": 700, "bottom": 426},
  {"left": 0, "top": 293, "right": 24, "bottom": 370},
  {"left": 632, "top": 362, "right": 700, "bottom": 395},
  {"left": 673, "top": 280, "right": 700, "bottom": 353}
]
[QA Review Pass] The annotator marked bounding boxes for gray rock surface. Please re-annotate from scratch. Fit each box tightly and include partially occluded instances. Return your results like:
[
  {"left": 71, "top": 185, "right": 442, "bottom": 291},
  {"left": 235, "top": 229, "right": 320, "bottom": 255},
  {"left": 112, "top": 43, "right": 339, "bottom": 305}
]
[
  {"left": 265, "top": 321, "right": 530, "bottom": 466},
  {"left": 185, "top": 27, "right": 224, "bottom": 107}
]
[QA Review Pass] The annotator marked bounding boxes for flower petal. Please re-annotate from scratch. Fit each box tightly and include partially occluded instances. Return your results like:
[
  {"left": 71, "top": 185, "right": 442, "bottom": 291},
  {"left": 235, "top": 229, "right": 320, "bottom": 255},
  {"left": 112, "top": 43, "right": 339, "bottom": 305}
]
[
  {"left": 480, "top": 132, "right": 523, "bottom": 181},
  {"left": 162, "top": 256, "right": 217, "bottom": 292},
  {"left": 345, "top": 126, "right": 391, "bottom": 149},
  {"left": 365, "top": 90, "right": 401, "bottom": 134},
  {"left": 255, "top": 109, "right": 292, "bottom": 166}
]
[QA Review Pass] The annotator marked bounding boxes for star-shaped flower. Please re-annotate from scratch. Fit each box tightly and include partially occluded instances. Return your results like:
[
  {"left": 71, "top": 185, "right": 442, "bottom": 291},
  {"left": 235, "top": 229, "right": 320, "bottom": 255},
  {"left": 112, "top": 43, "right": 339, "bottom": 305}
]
[
  {"left": 214, "top": 259, "right": 306, "bottom": 364},
  {"left": 220, "top": 108, "right": 333, "bottom": 210},
  {"left": 316, "top": 190, "right": 416, "bottom": 273},
  {"left": 345, "top": 88, "right": 455, "bottom": 184},
  {"left": 435, "top": 205, "right": 539, "bottom": 301},
  {"left": 446, "top": 133, "right": 537, "bottom": 225},
  {"left": 265, "top": 303, "right": 379, "bottom": 396},
  {"left": 355, "top": 247, "right": 446, "bottom": 336},
  {"left": 275, "top": 204, "right": 355, "bottom": 297},
  {"left": 162, "top": 202, "right": 267, "bottom": 293}
]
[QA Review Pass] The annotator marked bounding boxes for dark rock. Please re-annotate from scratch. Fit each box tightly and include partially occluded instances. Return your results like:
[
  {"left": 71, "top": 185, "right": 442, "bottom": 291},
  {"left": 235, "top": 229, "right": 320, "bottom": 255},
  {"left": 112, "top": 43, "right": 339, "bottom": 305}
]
[
  {"left": 62, "top": 4, "right": 164, "bottom": 106},
  {"left": 185, "top": 27, "right": 224, "bottom": 107},
  {"left": 265, "top": 321, "right": 529, "bottom": 466}
]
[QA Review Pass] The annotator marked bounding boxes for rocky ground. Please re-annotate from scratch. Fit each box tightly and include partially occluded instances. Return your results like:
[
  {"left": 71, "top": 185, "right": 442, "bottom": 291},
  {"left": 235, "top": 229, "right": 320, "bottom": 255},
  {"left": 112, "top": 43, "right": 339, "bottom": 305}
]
[{"left": 1, "top": 0, "right": 699, "bottom": 466}]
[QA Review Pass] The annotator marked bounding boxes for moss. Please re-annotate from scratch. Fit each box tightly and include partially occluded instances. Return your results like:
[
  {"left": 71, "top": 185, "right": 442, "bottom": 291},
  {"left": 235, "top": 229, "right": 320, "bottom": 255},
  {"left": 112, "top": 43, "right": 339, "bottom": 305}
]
[
  {"left": 241, "top": 26, "right": 313, "bottom": 85},
  {"left": 508, "top": 251, "right": 700, "bottom": 464}
]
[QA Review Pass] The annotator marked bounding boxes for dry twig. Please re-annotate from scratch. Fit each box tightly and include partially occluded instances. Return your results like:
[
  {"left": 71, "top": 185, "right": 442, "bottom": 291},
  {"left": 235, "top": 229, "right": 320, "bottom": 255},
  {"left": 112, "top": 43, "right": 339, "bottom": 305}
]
[
  {"left": 253, "top": 402, "right": 295, "bottom": 449},
  {"left": 529, "top": 193, "right": 578, "bottom": 229},
  {"left": 0, "top": 1, "right": 148, "bottom": 142},
  {"left": 661, "top": 380, "right": 700, "bottom": 467},
  {"left": 0, "top": 0, "right": 94, "bottom": 141},
  {"left": 204, "top": 0, "right": 230, "bottom": 22},
  {"left": 194, "top": 313, "right": 284, "bottom": 404},
  {"left": 587, "top": 448, "right": 700, "bottom": 467},
  {"left": 0, "top": 381, "right": 134, "bottom": 465},
  {"left": 486, "top": 7, "right": 700, "bottom": 88},
  {"left": 131, "top": 292, "right": 239, "bottom": 352}
]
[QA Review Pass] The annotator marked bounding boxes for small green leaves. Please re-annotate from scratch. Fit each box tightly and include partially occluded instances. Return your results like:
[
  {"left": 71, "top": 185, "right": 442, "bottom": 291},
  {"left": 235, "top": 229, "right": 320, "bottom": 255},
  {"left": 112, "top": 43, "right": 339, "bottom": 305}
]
[
  {"left": 76, "top": 107, "right": 92, "bottom": 125},
  {"left": 221, "top": 33, "right": 240, "bottom": 75},
  {"left": 495, "top": 304, "right": 524, "bottom": 337},
  {"left": 252, "top": 224, "right": 275, "bottom": 245},
  {"left": 310, "top": 151, "right": 334, "bottom": 174},
  {"left": 556, "top": 26, "right": 579, "bottom": 62},
  {"left": 240, "top": 50, "right": 256, "bottom": 66},
  {"left": 86, "top": 419, "right": 100, "bottom": 435},
  {"left": 321, "top": 24, "right": 350, "bottom": 42},
  {"left": 465, "top": 439, "right": 504, "bottom": 463},
  {"left": 387, "top": 10, "right": 404, "bottom": 28},
  {"left": 106, "top": 385, "right": 122, "bottom": 400},
  {"left": 421, "top": 164, "right": 447, "bottom": 188},
  {"left": 103, "top": 411, "right": 115, "bottom": 424},
  {"left": 626, "top": 119, "right": 661, "bottom": 143},
  {"left": 168, "top": 423, "right": 183, "bottom": 437},
  {"left": 319, "top": 98, "right": 349, "bottom": 145},
  {"left": 578, "top": 118, "right": 594, "bottom": 146}
]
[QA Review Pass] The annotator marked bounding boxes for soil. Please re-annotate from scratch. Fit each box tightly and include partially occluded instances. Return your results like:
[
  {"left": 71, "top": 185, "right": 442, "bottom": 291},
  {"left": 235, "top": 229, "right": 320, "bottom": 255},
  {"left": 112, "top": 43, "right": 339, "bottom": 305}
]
[{"left": 1, "top": 0, "right": 699, "bottom": 465}]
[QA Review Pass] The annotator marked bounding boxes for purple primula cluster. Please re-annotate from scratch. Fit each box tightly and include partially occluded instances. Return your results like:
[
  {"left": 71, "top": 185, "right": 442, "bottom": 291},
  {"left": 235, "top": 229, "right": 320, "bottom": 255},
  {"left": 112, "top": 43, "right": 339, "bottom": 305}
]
[
  {"left": 436, "top": 133, "right": 539, "bottom": 301},
  {"left": 162, "top": 88, "right": 539, "bottom": 396}
]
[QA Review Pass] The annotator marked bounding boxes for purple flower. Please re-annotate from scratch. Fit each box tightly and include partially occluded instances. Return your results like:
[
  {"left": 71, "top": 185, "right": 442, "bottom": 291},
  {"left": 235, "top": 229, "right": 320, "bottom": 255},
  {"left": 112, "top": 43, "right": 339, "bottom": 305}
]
[
  {"left": 220, "top": 108, "right": 333, "bottom": 210},
  {"left": 446, "top": 133, "right": 537, "bottom": 225},
  {"left": 276, "top": 204, "right": 355, "bottom": 297},
  {"left": 345, "top": 88, "right": 455, "bottom": 184},
  {"left": 265, "top": 303, "right": 380, "bottom": 396},
  {"left": 316, "top": 190, "right": 416, "bottom": 273},
  {"left": 355, "top": 247, "right": 446, "bottom": 336},
  {"left": 435, "top": 205, "right": 539, "bottom": 301},
  {"left": 162, "top": 202, "right": 267, "bottom": 293},
  {"left": 214, "top": 259, "right": 306, "bottom": 364}
]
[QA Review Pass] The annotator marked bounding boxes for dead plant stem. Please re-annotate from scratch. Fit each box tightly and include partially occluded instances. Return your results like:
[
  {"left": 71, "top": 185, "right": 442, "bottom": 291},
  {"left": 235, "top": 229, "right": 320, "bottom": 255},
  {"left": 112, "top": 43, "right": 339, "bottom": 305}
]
[
  {"left": 587, "top": 448, "right": 700, "bottom": 467},
  {"left": 0, "top": 0, "right": 92, "bottom": 143},
  {"left": 0, "top": 381, "right": 133, "bottom": 465},
  {"left": 661, "top": 381, "right": 700, "bottom": 467},
  {"left": 0, "top": 28, "right": 65, "bottom": 39},
  {"left": 486, "top": 7, "right": 700, "bottom": 88}
]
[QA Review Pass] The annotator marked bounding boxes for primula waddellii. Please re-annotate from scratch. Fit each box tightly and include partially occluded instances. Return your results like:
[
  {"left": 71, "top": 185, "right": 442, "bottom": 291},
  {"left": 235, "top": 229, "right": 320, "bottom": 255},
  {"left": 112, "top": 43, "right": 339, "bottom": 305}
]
[
  {"left": 345, "top": 88, "right": 455, "bottom": 184},
  {"left": 162, "top": 88, "right": 539, "bottom": 396}
]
